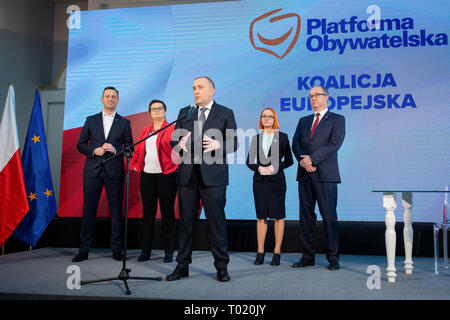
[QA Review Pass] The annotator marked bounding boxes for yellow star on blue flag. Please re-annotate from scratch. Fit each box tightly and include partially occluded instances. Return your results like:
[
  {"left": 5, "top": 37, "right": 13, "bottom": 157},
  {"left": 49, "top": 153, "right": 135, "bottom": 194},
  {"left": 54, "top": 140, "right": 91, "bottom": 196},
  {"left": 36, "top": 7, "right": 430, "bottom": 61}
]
[
  {"left": 31, "top": 135, "right": 40, "bottom": 143},
  {"left": 28, "top": 192, "right": 37, "bottom": 201},
  {"left": 44, "top": 188, "right": 53, "bottom": 198}
]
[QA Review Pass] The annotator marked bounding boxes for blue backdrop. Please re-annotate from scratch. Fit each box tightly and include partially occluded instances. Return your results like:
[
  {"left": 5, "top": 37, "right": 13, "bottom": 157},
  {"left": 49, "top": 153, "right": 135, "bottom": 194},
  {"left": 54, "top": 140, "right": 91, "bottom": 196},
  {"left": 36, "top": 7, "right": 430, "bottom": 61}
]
[{"left": 65, "top": 0, "right": 450, "bottom": 222}]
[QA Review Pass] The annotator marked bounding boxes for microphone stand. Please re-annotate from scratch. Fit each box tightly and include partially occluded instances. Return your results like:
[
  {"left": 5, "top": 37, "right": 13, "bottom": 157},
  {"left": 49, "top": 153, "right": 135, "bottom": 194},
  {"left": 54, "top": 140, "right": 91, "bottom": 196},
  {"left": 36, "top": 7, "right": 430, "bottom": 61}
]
[{"left": 80, "top": 108, "right": 193, "bottom": 295}]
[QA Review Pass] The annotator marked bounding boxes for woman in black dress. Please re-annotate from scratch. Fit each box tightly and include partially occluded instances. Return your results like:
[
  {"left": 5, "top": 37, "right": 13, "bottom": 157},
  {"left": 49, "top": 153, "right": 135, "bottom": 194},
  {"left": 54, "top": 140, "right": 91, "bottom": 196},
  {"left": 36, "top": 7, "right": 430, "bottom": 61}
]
[{"left": 246, "top": 108, "right": 294, "bottom": 265}]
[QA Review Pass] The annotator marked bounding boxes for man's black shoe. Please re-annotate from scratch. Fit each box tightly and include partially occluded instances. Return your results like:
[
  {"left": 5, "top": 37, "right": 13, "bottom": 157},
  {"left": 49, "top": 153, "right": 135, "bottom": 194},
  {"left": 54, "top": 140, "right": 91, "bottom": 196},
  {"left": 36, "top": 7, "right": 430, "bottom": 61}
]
[
  {"left": 166, "top": 265, "right": 189, "bottom": 281},
  {"left": 328, "top": 262, "right": 340, "bottom": 270},
  {"left": 291, "top": 258, "right": 315, "bottom": 268},
  {"left": 72, "top": 252, "right": 88, "bottom": 262},
  {"left": 216, "top": 269, "right": 230, "bottom": 282}
]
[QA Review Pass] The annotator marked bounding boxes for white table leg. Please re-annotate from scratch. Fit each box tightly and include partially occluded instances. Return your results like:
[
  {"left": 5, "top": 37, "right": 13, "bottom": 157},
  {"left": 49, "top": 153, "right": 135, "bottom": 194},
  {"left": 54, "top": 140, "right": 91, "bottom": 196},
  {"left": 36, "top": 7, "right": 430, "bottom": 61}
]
[
  {"left": 444, "top": 227, "right": 448, "bottom": 269},
  {"left": 434, "top": 224, "right": 439, "bottom": 274},
  {"left": 383, "top": 192, "right": 397, "bottom": 283},
  {"left": 402, "top": 192, "right": 414, "bottom": 274}
]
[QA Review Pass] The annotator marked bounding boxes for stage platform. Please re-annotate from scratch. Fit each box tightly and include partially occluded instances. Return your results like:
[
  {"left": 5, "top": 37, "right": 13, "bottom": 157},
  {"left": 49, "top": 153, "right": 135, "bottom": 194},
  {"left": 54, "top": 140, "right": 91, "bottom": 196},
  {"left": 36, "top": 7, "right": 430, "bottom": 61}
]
[{"left": 0, "top": 247, "right": 449, "bottom": 300}]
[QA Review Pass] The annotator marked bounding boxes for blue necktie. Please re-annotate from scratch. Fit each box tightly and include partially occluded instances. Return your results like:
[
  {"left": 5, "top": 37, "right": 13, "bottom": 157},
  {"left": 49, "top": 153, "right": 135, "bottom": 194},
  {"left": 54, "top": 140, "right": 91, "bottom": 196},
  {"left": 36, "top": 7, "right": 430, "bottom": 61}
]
[{"left": 199, "top": 107, "right": 206, "bottom": 127}]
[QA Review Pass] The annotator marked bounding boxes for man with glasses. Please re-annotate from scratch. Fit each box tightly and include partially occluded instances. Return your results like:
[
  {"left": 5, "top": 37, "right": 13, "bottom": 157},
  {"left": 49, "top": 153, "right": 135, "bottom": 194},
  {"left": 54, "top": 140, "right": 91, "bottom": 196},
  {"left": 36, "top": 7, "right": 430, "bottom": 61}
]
[{"left": 291, "top": 86, "right": 345, "bottom": 271}]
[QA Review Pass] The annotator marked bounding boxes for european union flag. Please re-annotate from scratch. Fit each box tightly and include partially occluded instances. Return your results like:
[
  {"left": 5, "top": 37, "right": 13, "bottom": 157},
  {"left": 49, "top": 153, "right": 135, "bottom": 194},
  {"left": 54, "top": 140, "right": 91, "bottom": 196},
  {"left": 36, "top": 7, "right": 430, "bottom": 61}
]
[{"left": 13, "top": 89, "right": 57, "bottom": 247}]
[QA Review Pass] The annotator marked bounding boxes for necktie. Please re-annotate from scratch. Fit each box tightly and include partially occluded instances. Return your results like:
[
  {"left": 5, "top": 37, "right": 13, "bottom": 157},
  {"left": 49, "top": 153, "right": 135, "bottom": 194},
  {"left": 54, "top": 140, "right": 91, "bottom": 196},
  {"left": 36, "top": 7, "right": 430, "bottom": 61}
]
[
  {"left": 310, "top": 113, "right": 320, "bottom": 138},
  {"left": 199, "top": 107, "right": 206, "bottom": 126},
  {"left": 198, "top": 107, "right": 207, "bottom": 136},
  {"left": 195, "top": 107, "right": 207, "bottom": 163}
]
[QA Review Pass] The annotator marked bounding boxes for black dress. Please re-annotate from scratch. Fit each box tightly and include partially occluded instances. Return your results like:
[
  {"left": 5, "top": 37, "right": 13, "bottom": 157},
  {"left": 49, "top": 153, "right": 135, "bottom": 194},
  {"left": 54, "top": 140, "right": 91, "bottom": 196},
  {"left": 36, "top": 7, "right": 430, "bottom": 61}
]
[{"left": 246, "top": 131, "right": 294, "bottom": 219}]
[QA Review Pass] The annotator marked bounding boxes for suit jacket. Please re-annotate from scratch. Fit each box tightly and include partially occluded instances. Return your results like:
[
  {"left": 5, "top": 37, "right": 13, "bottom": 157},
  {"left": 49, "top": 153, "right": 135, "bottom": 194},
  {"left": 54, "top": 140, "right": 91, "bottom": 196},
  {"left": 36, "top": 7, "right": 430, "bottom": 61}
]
[
  {"left": 292, "top": 110, "right": 345, "bottom": 183},
  {"left": 129, "top": 120, "right": 178, "bottom": 175},
  {"left": 246, "top": 131, "right": 293, "bottom": 182},
  {"left": 77, "top": 112, "right": 133, "bottom": 179},
  {"left": 171, "top": 101, "right": 238, "bottom": 187}
]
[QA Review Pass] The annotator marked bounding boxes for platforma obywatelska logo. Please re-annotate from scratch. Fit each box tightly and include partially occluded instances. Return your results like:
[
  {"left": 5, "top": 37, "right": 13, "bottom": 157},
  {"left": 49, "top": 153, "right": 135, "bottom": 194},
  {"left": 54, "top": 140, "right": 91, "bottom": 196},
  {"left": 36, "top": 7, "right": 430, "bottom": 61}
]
[{"left": 250, "top": 9, "right": 301, "bottom": 59}]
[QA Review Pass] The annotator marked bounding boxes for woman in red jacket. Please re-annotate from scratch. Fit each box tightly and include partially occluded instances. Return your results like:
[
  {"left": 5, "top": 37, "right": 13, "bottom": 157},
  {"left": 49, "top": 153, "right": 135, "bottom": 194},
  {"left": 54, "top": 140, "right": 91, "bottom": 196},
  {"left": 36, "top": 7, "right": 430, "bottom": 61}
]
[{"left": 130, "top": 99, "right": 178, "bottom": 263}]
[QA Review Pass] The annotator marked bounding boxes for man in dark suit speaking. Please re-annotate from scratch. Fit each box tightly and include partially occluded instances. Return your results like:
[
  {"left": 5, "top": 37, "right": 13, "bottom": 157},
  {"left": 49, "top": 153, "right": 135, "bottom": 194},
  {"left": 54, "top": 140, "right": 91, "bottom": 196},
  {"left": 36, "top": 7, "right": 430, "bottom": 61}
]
[
  {"left": 72, "top": 87, "right": 133, "bottom": 262},
  {"left": 291, "top": 86, "right": 345, "bottom": 271},
  {"left": 167, "top": 76, "right": 238, "bottom": 282}
]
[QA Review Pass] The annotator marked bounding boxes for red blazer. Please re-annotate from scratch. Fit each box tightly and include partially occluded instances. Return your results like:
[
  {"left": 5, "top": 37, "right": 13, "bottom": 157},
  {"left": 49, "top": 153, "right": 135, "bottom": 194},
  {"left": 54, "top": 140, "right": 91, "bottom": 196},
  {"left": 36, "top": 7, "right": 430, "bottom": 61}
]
[{"left": 130, "top": 120, "right": 178, "bottom": 174}]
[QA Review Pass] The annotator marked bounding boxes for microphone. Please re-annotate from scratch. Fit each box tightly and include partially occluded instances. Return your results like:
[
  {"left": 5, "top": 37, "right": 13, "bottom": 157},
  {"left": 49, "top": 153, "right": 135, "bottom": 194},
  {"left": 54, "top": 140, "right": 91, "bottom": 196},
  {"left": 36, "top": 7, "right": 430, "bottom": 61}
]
[{"left": 186, "top": 104, "right": 197, "bottom": 121}]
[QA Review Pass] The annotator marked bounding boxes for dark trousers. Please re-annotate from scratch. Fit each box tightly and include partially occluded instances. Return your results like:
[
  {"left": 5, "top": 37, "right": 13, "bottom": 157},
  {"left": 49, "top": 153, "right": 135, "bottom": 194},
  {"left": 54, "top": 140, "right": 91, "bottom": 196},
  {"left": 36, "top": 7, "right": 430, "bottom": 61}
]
[
  {"left": 176, "top": 166, "right": 229, "bottom": 270},
  {"left": 139, "top": 171, "right": 177, "bottom": 254},
  {"left": 79, "top": 169, "right": 124, "bottom": 254},
  {"left": 298, "top": 177, "right": 339, "bottom": 263}
]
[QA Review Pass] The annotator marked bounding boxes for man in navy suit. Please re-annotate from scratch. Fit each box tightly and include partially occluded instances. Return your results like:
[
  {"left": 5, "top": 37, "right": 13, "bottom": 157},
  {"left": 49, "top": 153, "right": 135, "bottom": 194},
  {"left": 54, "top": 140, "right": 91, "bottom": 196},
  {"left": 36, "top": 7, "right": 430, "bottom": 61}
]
[
  {"left": 166, "top": 76, "right": 238, "bottom": 282},
  {"left": 291, "top": 86, "right": 345, "bottom": 270},
  {"left": 72, "top": 87, "right": 133, "bottom": 262}
]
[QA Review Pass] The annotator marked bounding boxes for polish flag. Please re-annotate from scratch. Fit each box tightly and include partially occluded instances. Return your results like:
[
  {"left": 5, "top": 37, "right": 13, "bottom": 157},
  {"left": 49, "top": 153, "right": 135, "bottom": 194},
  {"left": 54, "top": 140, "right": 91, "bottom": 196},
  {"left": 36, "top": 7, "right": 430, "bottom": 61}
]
[{"left": 0, "top": 85, "right": 29, "bottom": 245}]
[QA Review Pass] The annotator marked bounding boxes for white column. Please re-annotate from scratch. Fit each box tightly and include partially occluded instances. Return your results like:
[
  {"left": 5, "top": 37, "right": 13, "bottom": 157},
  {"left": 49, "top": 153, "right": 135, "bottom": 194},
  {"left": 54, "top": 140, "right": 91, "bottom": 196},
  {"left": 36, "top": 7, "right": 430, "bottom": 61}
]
[
  {"left": 383, "top": 192, "right": 397, "bottom": 283},
  {"left": 402, "top": 192, "right": 413, "bottom": 274}
]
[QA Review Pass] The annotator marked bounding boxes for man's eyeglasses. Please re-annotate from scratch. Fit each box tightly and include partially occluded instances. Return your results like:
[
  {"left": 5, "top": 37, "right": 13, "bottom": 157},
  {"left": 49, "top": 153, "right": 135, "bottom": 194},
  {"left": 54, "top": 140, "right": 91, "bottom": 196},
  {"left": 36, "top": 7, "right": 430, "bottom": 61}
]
[
  {"left": 261, "top": 115, "right": 275, "bottom": 120},
  {"left": 150, "top": 106, "right": 164, "bottom": 112},
  {"left": 309, "top": 93, "right": 327, "bottom": 99}
]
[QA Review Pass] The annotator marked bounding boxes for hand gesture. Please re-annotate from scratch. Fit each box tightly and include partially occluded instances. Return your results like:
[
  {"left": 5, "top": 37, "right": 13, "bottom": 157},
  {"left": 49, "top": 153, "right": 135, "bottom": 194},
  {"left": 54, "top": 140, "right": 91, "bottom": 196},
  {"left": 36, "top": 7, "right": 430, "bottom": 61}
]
[
  {"left": 178, "top": 131, "right": 191, "bottom": 152},
  {"left": 102, "top": 143, "right": 116, "bottom": 154},
  {"left": 203, "top": 135, "right": 221, "bottom": 153},
  {"left": 258, "top": 165, "right": 275, "bottom": 176},
  {"left": 300, "top": 155, "right": 316, "bottom": 173},
  {"left": 94, "top": 147, "right": 105, "bottom": 156}
]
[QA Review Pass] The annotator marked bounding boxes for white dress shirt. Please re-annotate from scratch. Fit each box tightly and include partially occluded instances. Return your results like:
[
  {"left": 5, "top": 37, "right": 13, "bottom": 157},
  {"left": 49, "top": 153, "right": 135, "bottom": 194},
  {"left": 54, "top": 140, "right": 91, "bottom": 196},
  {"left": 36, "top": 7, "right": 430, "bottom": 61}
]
[
  {"left": 198, "top": 100, "right": 214, "bottom": 121},
  {"left": 311, "top": 108, "right": 328, "bottom": 129},
  {"left": 103, "top": 111, "right": 116, "bottom": 139}
]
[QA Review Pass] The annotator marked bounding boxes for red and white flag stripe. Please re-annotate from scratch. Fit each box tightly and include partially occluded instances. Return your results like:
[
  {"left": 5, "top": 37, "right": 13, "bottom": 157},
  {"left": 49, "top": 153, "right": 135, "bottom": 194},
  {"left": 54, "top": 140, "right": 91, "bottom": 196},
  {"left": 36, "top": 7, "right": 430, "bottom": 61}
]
[{"left": 0, "top": 85, "right": 29, "bottom": 245}]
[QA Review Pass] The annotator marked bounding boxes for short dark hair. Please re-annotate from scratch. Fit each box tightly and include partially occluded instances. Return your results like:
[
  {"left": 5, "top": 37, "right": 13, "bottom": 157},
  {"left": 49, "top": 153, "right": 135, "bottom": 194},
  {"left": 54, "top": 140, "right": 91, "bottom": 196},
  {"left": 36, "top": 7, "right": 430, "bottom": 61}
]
[
  {"left": 103, "top": 86, "right": 119, "bottom": 97},
  {"left": 194, "top": 76, "right": 215, "bottom": 89},
  {"left": 318, "top": 86, "right": 329, "bottom": 96},
  {"left": 148, "top": 99, "right": 167, "bottom": 112}
]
